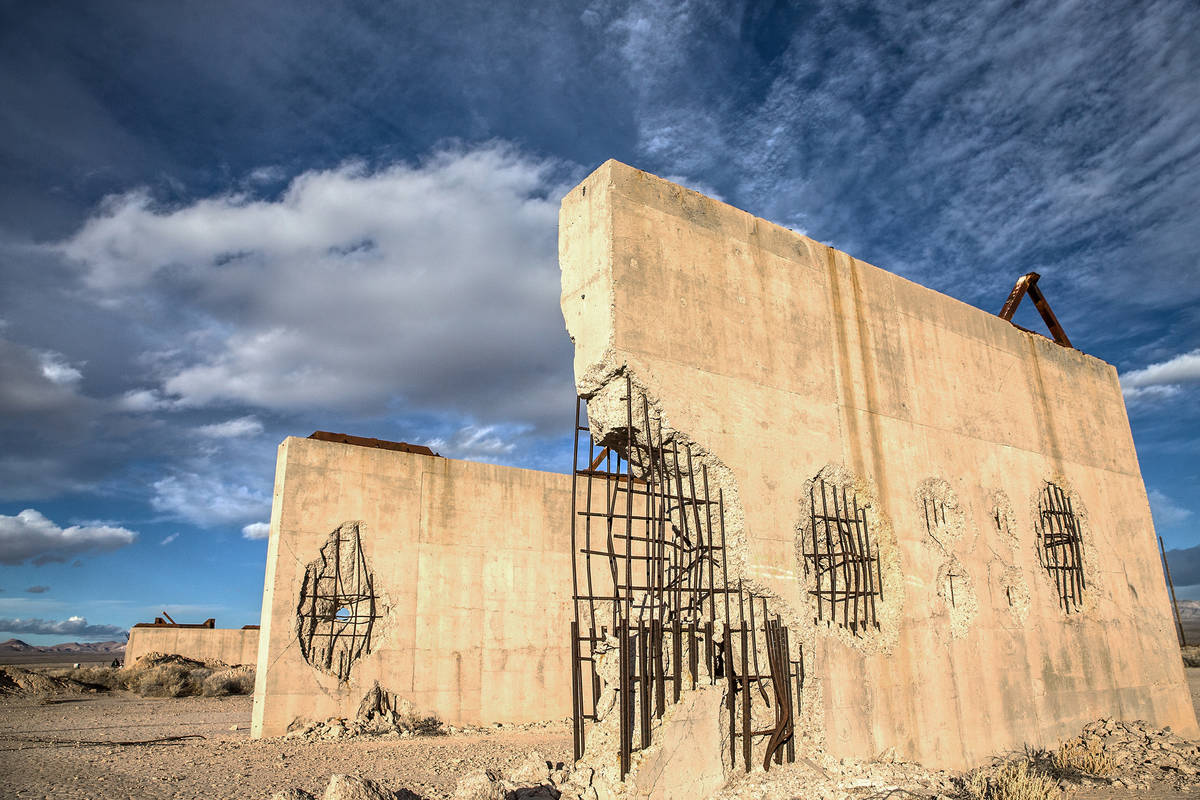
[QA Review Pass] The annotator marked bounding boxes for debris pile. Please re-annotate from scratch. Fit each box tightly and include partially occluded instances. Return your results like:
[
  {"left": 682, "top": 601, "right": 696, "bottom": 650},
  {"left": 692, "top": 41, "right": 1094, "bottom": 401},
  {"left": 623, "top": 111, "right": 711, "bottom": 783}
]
[
  {"left": 452, "top": 750, "right": 570, "bottom": 800},
  {"left": 270, "top": 773, "right": 421, "bottom": 800},
  {"left": 1046, "top": 718, "right": 1200, "bottom": 791},
  {"left": 285, "top": 685, "right": 443, "bottom": 740},
  {"left": 0, "top": 665, "right": 95, "bottom": 696}
]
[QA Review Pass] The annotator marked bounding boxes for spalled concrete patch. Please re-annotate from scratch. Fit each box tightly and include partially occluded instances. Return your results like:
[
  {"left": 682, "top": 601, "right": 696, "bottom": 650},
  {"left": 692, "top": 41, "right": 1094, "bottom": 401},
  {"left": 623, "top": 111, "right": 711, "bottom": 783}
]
[{"left": 627, "top": 686, "right": 725, "bottom": 800}]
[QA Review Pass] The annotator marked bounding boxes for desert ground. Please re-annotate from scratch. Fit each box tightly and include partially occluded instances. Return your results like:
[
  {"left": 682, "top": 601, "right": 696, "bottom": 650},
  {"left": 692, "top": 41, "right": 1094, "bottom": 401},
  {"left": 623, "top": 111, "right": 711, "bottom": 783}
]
[{"left": 0, "top": 667, "right": 1197, "bottom": 799}]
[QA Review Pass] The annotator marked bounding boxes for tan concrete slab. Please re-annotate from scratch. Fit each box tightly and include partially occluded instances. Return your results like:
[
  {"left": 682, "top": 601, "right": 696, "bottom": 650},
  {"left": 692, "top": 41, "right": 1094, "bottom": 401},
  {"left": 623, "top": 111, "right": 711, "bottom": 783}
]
[{"left": 558, "top": 159, "right": 1196, "bottom": 770}]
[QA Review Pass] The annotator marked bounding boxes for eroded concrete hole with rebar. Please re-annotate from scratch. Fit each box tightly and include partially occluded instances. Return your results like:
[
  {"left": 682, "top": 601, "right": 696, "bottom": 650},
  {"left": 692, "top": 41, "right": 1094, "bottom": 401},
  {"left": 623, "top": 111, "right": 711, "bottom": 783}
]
[
  {"left": 1035, "top": 482, "right": 1086, "bottom": 613},
  {"left": 297, "top": 521, "right": 381, "bottom": 681},
  {"left": 568, "top": 373, "right": 804, "bottom": 793}
]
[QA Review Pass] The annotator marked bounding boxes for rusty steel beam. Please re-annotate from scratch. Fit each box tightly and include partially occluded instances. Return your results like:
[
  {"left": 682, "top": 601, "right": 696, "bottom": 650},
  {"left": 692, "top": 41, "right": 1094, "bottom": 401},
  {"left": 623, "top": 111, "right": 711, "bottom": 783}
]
[{"left": 997, "top": 272, "right": 1074, "bottom": 349}]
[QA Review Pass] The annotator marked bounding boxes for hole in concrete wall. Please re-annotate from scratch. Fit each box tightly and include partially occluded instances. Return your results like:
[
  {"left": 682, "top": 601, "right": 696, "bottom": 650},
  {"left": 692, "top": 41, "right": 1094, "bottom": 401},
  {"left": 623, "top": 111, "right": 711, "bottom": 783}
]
[
  {"left": 936, "top": 555, "right": 977, "bottom": 638},
  {"left": 297, "top": 521, "right": 381, "bottom": 681},
  {"left": 1036, "top": 482, "right": 1086, "bottom": 613},
  {"left": 987, "top": 489, "right": 1030, "bottom": 625},
  {"left": 801, "top": 475, "right": 883, "bottom": 634},
  {"left": 915, "top": 477, "right": 964, "bottom": 550},
  {"left": 567, "top": 374, "right": 805, "bottom": 780}
]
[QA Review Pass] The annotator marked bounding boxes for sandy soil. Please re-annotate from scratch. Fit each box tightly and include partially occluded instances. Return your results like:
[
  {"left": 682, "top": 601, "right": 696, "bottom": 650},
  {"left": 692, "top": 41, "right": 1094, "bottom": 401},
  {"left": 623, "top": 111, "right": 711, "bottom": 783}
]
[
  {"left": 0, "top": 693, "right": 570, "bottom": 799},
  {"left": 1, "top": 669, "right": 1198, "bottom": 799}
]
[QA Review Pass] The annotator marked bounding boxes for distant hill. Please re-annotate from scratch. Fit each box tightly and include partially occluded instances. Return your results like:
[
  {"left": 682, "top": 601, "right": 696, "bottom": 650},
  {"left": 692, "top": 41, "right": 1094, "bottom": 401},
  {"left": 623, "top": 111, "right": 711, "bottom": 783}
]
[
  {"left": 0, "top": 638, "right": 126, "bottom": 655},
  {"left": 1177, "top": 600, "right": 1200, "bottom": 619}
]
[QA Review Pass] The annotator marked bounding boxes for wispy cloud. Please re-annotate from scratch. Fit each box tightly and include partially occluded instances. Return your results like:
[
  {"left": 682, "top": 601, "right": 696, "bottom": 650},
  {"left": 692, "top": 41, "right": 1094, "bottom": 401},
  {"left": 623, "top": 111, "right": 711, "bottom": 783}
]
[
  {"left": 196, "top": 416, "right": 264, "bottom": 438},
  {"left": 151, "top": 472, "right": 270, "bottom": 527},
  {"left": 160, "top": 532, "right": 179, "bottom": 546},
  {"left": 1149, "top": 489, "right": 1195, "bottom": 530}
]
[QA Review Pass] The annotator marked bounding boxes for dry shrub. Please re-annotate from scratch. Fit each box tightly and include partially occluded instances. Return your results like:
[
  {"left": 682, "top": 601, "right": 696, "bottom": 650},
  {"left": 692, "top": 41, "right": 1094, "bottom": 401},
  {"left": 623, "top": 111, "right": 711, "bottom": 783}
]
[
  {"left": 130, "top": 663, "right": 213, "bottom": 697},
  {"left": 201, "top": 667, "right": 255, "bottom": 696},
  {"left": 961, "top": 758, "right": 1064, "bottom": 800},
  {"left": 1052, "top": 738, "right": 1115, "bottom": 777},
  {"left": 399, "top": 711, "right": 444, "bottom": 736},
  {"left": 49, "top": 665, "right": 123, "bottom": 691}
]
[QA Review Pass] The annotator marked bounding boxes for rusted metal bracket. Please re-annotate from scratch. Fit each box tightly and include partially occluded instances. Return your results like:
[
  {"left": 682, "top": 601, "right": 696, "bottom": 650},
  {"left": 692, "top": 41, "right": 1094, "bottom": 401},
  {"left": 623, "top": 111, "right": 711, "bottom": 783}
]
[{"left": 997, "top": 272, "right": 1073, "bottom": 349}]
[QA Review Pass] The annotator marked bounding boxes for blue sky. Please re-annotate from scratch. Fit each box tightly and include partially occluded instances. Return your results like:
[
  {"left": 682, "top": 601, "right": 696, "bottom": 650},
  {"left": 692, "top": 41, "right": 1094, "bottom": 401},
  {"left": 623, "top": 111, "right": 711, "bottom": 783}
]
[{"left": 0, "top": 1, "right": 1197, "bottom": 644}]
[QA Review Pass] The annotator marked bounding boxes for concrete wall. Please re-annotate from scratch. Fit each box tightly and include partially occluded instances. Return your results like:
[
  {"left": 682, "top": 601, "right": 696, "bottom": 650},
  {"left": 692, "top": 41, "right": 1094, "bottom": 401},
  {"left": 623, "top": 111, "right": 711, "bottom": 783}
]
[
  {"left": 126, "top": 627, "right": 259, "bottom": 666},
  {"left": 559, "top": 159, "right": 1197, "bottom": 769},
  {"left": 251, "top": 437, "right": 574, "bottom": 738}
]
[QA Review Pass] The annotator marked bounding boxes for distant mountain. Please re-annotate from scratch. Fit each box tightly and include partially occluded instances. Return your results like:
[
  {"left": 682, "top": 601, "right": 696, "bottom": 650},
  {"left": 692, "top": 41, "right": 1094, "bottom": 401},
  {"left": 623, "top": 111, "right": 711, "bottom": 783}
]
[
  {"left": 0, "top": 638, "right": 125, "bottom": 655},
  {"left": 1177, "top": 600, "right": 1200, "bottom": 619}
]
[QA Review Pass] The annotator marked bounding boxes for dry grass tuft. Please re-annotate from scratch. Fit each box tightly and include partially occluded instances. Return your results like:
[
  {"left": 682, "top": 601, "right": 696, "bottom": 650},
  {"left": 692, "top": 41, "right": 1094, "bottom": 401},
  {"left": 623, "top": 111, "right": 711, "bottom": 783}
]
[
  {"left": 961, "top": 758, "right": 1065, "bottom": 800},
  {"left": 201, "top": 667, "right": 255, "bottom": 697},
  {"left": 1051, "top": 738, "right": 1116, "bottom": 777}
]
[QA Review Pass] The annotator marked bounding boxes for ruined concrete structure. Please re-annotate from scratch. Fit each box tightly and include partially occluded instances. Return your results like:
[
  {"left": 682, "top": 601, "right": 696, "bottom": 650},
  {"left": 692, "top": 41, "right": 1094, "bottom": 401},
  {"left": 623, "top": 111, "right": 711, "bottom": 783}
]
[
  {"left": 251, "top": 435, "right": 575, "bottom": 737},
  {"left": 126, "top": 624, "right": 259, "bottom": 666},
  {"left": 557, "top": 159, "right": 1197, "bottom": 783}
]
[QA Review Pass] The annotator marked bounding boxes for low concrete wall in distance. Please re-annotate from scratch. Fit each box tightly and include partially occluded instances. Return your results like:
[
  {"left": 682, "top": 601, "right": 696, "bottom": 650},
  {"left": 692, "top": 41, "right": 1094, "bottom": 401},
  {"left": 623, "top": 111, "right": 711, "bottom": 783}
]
[
  {"left": 251, "top": 437, "right": 574, "bottom": 738},
  {"left": 125, "top": 627, "right": 259, "bottom": 666}
]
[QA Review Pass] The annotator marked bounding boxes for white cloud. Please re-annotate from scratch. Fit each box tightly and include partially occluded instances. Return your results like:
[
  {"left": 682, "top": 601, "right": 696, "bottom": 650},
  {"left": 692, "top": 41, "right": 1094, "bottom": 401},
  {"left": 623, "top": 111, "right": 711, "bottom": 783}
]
[
  {"left": 196, "top": 415, "right": 263, "bottom": 438},
  {"left": 37, "top": 350, "right": 83, "bottom": 385},
  {"left": 0, "top": 615, "right": 127, "bottom": 640},
  {"left": 151, "top": 472, "right": 271, "bottom": 527},
  {"left": 241, "top": 522, "right": 270, "bottom": 540},
  {"left": 58, "top": 143, "right": 574, "bottom": 434},
  {"left": 1149, "top": 489, "right": 1195, "bottom": 529},
  {"left": 160, "top": 532, "right": 179, "bottom": 546},
  {"left": 115, "top": 388, "right": 172, "bottom": 412},
  {"left": 1121, "top": 349, "right": 1200, "bottom": 398},
  {"left": 426, "top": 424, "right": 526, "bottom": 463},
  {"left": 0, "top": 509, "right": 137, "bottom": 566}
]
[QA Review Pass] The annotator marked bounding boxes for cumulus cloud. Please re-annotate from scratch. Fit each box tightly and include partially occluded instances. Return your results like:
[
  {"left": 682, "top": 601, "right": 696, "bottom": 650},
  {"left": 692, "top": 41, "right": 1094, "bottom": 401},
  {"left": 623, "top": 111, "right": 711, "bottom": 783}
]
[
  {"left": 24, "top": 585, "right": 50, "bottom": 594},
  {"left": 151, "top": 472, "right": 271, "bottom": 527},
  {"left": 196, "top": 416, "right": 263, "bottom": 438},
  {"left": 0, "top": 509, "right": 137, "bottom": 566},
  {"left": 241, "top": 522, "right": 270, "bottom": 540},
  {"left": 0, "top": 615, "right": 127, "bottom": 640},
  {"left": 1122, "top": 349, "right": 1200, "bottom": 403},
  {"left": 58, "top": 144, "right": 575, "bottom": 436}
]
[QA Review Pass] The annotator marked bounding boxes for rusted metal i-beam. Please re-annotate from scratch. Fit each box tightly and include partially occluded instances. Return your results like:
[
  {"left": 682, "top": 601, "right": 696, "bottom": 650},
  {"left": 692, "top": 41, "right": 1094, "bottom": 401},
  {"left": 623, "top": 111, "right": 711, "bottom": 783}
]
[{"left": 997, "top": 272, "right": 1073, "bottom": 349}]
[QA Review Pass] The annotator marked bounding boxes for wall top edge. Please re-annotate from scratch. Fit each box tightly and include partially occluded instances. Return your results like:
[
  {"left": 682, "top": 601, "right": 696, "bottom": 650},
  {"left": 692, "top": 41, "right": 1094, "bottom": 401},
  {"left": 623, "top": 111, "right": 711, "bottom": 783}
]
[
  {"left": 278, "top": 436, "right": 573, "bottom": 481},
  {"left": 573, "top": 159, "right": 1115, "bottom": 374}
]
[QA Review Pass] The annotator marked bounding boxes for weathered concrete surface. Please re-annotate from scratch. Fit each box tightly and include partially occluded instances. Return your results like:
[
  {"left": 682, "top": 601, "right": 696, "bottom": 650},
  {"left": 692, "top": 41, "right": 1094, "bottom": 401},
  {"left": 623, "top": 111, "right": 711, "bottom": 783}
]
[
  {"left": 125, "top": 627, "right": 259, "bottom": 666},
  {"left": 559, "top": 159, "right": 1197, "bottom": 769},
  {"left": 628, "top": 685, "right": 726, "bottom": 800},
  {"left": 252, "top": 437, "right": 574, "bottom": 738}
]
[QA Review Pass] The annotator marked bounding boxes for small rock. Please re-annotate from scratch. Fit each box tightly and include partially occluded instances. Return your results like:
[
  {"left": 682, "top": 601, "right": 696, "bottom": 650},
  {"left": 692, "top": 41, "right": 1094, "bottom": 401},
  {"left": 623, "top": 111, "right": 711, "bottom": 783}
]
[
  {"left": 451, "top": 771, "right": 500, "bottom": 800},
  {"left": 271, "top": 790, "right": 316, "bottom": 800},
  {"left": 323, "top": 775, "right": 394, "bottom": 800}
]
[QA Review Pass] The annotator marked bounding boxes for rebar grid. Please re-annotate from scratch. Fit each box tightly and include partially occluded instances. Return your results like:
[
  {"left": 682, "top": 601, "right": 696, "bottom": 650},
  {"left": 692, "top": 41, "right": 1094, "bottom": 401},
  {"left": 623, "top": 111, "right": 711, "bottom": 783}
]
[
  {"left": 569, "top": 376, "right": 802, "bottom": 777},
  {"left": 297, "top": 523, "right": 380, "bottom": 681},
  {"left": 1036, "top": 483, "right": 1085, "bottom": 613},
  {"left": 801, "top": 478, "right": 882, "bottom": 633}
]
